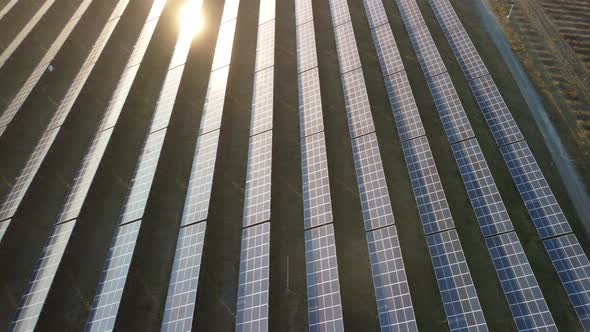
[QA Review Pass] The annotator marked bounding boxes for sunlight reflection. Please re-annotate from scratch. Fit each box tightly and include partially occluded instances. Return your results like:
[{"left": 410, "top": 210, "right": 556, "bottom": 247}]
[{"left": 179, "top": 0, "right": 204, "bottom": 37}]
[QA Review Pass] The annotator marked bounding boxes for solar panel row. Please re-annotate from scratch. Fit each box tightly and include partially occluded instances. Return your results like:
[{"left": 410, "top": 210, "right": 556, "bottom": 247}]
[
  {"left": 235, "top": 2, "right": 276, "bottom": 329},
  {"left": 294, "top": 2, "right": 345, "bottom": 330},
  {"left": 162, "top": 0, "right": 240, "bottom": 329},
  {"left": 87, "top": 3, "right": 199, "bottom": 329},
  {"left": 327, "top": 0, "right": 418, "bottom": 330}
]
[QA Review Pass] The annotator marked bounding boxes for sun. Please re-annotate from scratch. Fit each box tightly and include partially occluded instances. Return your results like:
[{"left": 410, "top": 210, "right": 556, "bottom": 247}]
[{"left": 178, "top": 0, "right": 204, "bottom": 37}]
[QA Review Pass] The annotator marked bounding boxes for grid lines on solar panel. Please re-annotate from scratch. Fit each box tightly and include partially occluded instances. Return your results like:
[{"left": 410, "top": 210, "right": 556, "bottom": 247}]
[
  {"left": 258, "top": 0, "right": 275, "bottom": 24},
  {"left": 162, "top": 222, "right": 206, "bottom": 332},
  {"left": 180, "top": 130, "right": 219, "bottom": 226},
  {"left": 401, "top": 136, "right": 454, "bottom": 235},
  {"left": 221, "top": 0, "right": 240, "bottom": 24},
  {"left": 334, "top": 22, "right": 361, "bottom": 74},
  {"left": 445, "top": 26, "right": 488, "bottom": 82},
  {"left": 468, "top": 75, "right": 524, "bottom": 146},
  {"left": 0, "top": 219, "right": 9, "bottom": 241},
  {"left": 236, "top": 222, "right": 270, "bottom": 331},
  {"left": 0, "top": 127, "right": 59, "bottom": 221},
  {"left": 383, "top": 71, "right": 425, "bottom": 142},
  {"left": 544, "top": 234, "right": 590, "bottom": 330},
  {"left": 395, "top": 0, "right": 426, "bottom": 33},
  {"left": 426, "top": 72, "right": 475, "bottom": 143},
  {"left": 57, "top": 128, "right": 114, "bottom": 224},
  {"left": 120, "top": 129, "right": 166, "bottom": 224},
  {"left": 305, "top": 224, "right": 344, "bottom": 331},
  {"left": 149, "top": 65, "right": 184, "bottom": 133},
  {"left": 426, "top": 230, "right": 488, "bottom": 332},
  {"left": 296, "top": 21, "right": 319, "bottom": 74},
  {"left": 86, "top": 220, "right": 141, "bottom": 332},
  {"left": 362, "top": 0, "right": 389, "bottom": 29},
  {"left": 211, "top": 20, "right": 237, "bottom": 71},
  {"left": 328, "top": 0, "right": 351, "bottom": 27},
  {"left": 84, "top": 18, "right": 120, "bottom": 69},
  {"left": 451, "top": 138, "right": 514, "bottom": 237},
  {"left": 341, "top": 68, "right": 376, "bottom": 138},
  {"left": 485, "top": 232, "right": 557, "bottom": 331},
  {"left": 0, "top": 0, "right": 92, "bottom": 131},
  {"left": 500, "top": 141, "right": 571, "bottom": 239},
  {"left": 294, "top": 0, "right": 313, "bottom": 26},
  {"left": 127, "top": 19, "right": 159, "bottom": 68},
  {"left": 250, "top": 67, "right": 274, "bottom": 136},
  {"left": 99, "top": 64, "right": 140, "bottom": 132},
  {"left": 8, "top": 220, "right": 75, "bottom": 332},
  {"left": 301, "top": 133, "right": 333, "bottom": 230},
  {"left": 255, "top": 20, "right": 275, "bottom": 72},
  {"left": 409, "top": 25, "right": 447, "bottom": 79},
  {"left": 169, "top": 29, "right": 193, "bottom": 70},
  {"left": 298, "top": 68, "right": 324, "bottom": 138},
  {"left": 371, "top": 24, "right": 404, "bottom": 78},
  {"left": 198, "top": 66, "right": 230, "bottom": 135},
  {"left": 0, "top": 0, "right": 56, "bottom": 68},
  {"left": 366, "top": 226, "right": 418, "bottom": 331},
  {"left": 243, "top": 130, "right": 272, "bottom": 227},
  {"left": 351, "top": 133, "right": 395, "bottom": 231},
  {"left": 427, "top": 0, "right": 462, "bottom": 34}
]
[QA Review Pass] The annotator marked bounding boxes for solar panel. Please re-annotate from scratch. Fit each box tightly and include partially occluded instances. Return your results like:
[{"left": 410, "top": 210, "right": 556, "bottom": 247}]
[
  {"left": 120, "top": 129, "right": 166, "bottom": 224},
  {"left": 426, "top": 72, "right": 475, "bottom": 144},
  {"left": 255, "top": 20, "right": 275, "bottom": 72},
  {"left": 362, "top": 0, "right": 389, "bottom": 29},
  {"left": 500, "top": 141, "right": 571, "bottom": 239},
  {"left": 180, "top": 130, "right": 220, "bottom": 226},
  {"left": 199, "top": 66, "right": 230, "bottom": 135},
  {"left": 296, "top": 21, "right": 319, "bottom": 74},
  {"left": 371, "top": 24, "right": 404, "bottom": 78},
  {"left": 351, "top": 133, "right": 395, "bottom": 231},
  {"left": 243, "top": 130, "right": 273, "bottom": 227},
  {"left": 409, "top": 26, "right": 447, "bottom": 79},
  {"left": 383, "top": 71, "right": 425, "bottom": 142},
  {"left": 451, "top": 138, "right": 513, "bottom": 237},
  {"left": 426, "top": 230, "right": 488, "bottom": 332},
  {"left": 401, "top": 136, "right": 454, "bottom": 235},
  {"left": 366, "top": 226, "right": 418, "bottom": 331},
  {"left": 468, "top": 75, "right": 523, "bottom": 147},
  {"left": 334, "top": 22, "right": 361, "bottom": 74},
  {"left": 445, "top": 27, "right": 488, "bottom": 82},
  {"left": 301, "top": 133, "right": 333, "bottom": 229},
  {"left": 211, "top": 20, "right": 237, "bottom": 71},
  {"left": 0, "top": 127, "right": 59, "bottom": 221},
  {"left": 298, "top": 68, "right": 324, "bottom": 138},
  {"left": 305, "top": 224, "right": 344, "bottom": 331},
  {"left": 294, "top": 0, "right": 314, "bottom": 26},
  {"left": 544, "top": 234, "right": 590, "bottom": 330},
  {"left": 236, "top": 222, "right": 271, "bottom": 331},
  {"left": 57, "top": 128, "right": 114, "bottom": 224},
  {"left": 127, "top": 19, "right": 159, "bottom": 68},
  {"left": 258, "top": 0, "right": 275, "bottom": 24},
  {"left": 149, "top": 65, "right": 184, "bottom": 133},
  {"left": 341, "top": 68, "right": 376, "bottom": 138},
  {"left": 220, "top": 0, "right": 240, "bottom": 24},
  {"left": 99, "top": 64, "right": 141, "bottom": 132},
  {"left": 328, "top": 0, "right": 351, "bottom": 27},
  {"left": 162, "top": 222, "right": 207, "bottom": 332},
  {"left": 86, "top": 220, "right": 141, "bottom": 332},
  {"left": 427, "top": 0, "right": 462, "bottom": 34},
  {"left": 485, "top": 232, "right": 557, "bottom": 331},
  {"left": 395, "top": 0, "right": 426, "bottom": 33},
  {"left": 0, "top": 219, "right": 9, "bottom": 241},
  {"left": 250, "top": 66, "right": 274, "bottom": 136},
  {"left": 9, "top": 220, "right": 75, "bottom": 332}
]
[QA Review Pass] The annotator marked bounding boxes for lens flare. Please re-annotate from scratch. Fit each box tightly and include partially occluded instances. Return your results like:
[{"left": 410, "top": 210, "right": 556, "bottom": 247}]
[{"left": 178, "top": 0, "right": 204, "bottom": 37}]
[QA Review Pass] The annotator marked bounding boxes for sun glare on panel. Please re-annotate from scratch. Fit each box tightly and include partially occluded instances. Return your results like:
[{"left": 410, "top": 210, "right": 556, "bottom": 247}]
[{"left": 179, "top": 0, "right": 204, "bottom": 37}]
